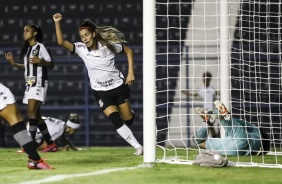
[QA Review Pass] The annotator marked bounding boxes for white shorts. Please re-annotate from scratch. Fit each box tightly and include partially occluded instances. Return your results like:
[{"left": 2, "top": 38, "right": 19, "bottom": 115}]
[
  {"left": 0, "top": 83, "right": 16, "bottom": 110},
  {"left": 23, "top": 81, "right": 48, "bottom": 104}
]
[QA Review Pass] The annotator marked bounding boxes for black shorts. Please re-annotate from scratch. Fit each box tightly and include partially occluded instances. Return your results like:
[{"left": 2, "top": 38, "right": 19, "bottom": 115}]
[{"left": 93, "top": 84, "right": 131, "bottom": 111}]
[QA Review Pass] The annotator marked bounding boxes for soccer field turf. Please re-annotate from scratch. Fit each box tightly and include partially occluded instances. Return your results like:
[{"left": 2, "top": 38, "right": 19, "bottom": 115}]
[{"left": 1, "top": 147, "right": 282, "bottom": 184}]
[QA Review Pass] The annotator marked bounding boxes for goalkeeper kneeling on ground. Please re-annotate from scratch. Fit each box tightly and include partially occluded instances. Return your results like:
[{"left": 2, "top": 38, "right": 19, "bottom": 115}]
[
  {"left": 18, "top": 113, "right": 81, "bottom": 153},
  {"left": 193, "top": 100, "right": 270, "bottom": 156}
]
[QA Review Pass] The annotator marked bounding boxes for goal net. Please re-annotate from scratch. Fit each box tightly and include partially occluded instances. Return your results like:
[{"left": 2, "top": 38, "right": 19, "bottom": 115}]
[{"left": 150, "top": 0, "right": 282, "bottom": 168}]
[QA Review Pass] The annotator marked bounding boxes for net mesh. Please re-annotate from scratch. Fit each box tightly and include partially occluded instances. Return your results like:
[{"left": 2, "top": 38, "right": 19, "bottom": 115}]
[{"left": 155, "top": 0, "right": 282, "bottom": 168}]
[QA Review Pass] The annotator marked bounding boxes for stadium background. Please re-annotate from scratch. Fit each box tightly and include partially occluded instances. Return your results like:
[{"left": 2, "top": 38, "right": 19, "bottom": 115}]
[
  {"left": 1, "top": 0, "right": 281, "bottom": 149},
  {"left": 0, "top": 0, "right": 146, "bottom": 147}
]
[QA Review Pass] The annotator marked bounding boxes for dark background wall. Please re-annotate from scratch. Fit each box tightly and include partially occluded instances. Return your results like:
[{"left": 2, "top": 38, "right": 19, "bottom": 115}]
[
  {"left": 2, "top": 0, "right": 279, "bottom": 148},
  {"left": 0, "top": 0, "right": 193, "bottom": 148},
  {"left": 0, "top": 0, "right": 144, "bottom": 147}
]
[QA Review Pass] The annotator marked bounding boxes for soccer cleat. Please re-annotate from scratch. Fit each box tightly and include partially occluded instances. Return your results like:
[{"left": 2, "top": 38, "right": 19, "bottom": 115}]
[
  {"left": 27, "top": 159, "right": 54, "bottom": 170},
  {"left": 213, "top": 100, "right": 231, "bottom": 121},
  {"left": 134, "top": 146, "right": 143, "bottom": 156},
  {"left": 41, "top": 143, "right": 58, "bottom": 152}
]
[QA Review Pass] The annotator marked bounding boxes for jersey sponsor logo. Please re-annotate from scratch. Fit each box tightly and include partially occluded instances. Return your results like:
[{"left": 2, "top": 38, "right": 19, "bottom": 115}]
[
  {"left": 97, "top": 79, "right": 113, "bottom": 87},
  {"left": 98, "top": 99, "right": 104, "bottom": 108},
  {"left": 25, "top": 76, "right": 36, "bottom": 85}
]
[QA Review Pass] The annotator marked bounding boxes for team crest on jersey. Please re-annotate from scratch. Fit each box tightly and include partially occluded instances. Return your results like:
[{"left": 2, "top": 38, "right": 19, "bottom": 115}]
[
  {"left": 98, "top": 99, "right": 104, "bottom": 108},
  {"left": 101, "top": 48, "right": 108, "bottom": 57},
  {"left": 32, "top": 49, "right": 38, "bottom": 56}
]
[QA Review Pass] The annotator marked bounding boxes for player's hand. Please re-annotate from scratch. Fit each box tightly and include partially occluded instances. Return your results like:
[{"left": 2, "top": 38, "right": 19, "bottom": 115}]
[
  {"left": 28, "top": 56, "right": 41, "bottom": 64},
  {"left": 70, "top": 145, "right": 82, "bottom": 151},
  {"left": 4, "top": 52, "right": 15, "bottom": 66},
  {"left": 53, "top": 13, "right": 62, "bottom": 22},
  {"left": 125, "top": 73, "right": 135, "bottom": 86}
]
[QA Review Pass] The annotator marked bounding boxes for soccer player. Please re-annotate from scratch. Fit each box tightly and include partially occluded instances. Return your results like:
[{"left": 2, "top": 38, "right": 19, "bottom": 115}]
[
  {"left": 0, "top": 83, "right": 54, "bottom": 169},
  {"left": 193, "top": 100, "right": 270, "bottom": 156},
  {"left": 4, "top": 23, "right": 58, "bottom": 152},
  {"left": 182, "top": 71, "right": 218, "bottom": 111},
  {"left": 28, "top": 113, "right": 81, "bottom": 152},
  {"left": 53, "top": 13, "right": 143, "bottom": 155}
]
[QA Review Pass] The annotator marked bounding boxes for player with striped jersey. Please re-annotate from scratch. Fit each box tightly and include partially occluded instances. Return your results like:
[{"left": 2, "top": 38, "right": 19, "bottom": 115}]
[
  {"left": 53, "top": 13, "right": 143, "bottom": 155},
  {"left": 4, "top": 23, "right": 58, "bottom": 152}
]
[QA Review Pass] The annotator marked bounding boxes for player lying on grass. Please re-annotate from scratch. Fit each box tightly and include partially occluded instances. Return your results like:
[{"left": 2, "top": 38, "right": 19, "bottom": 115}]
[
  {"left": 0, "top": 83, "right": 54, "bottom": 169},
  {"left": 193, "top": 100, "right": 270, "bottom": 156},
  {"left": 18, "top": 113, "right": 81, "bottom": 153}
]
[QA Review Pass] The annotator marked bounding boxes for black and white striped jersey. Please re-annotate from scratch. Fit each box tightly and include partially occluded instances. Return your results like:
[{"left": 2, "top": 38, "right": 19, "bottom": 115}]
[
  {"left": 73, "top": 41, "right": 125, "bottom": 91},
  {"left": 24, "top": 42, "right": 53, "bottom": 87}
]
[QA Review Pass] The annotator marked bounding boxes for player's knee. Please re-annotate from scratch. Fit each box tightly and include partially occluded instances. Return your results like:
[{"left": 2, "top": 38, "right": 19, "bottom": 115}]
[
  {"left": 124, "top": 112, "right": 135, "bottom": 126},
  {"left": 108, "top": 112, "right": 124, "bottom": 129}
]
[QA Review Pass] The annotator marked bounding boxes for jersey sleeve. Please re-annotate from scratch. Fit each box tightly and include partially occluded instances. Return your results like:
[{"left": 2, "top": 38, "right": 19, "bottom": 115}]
[
  {"left": 73, "top": 42, "right": 87, "bottom": 55},
  {"left": 39, "top": 45, "right": 52, "bottom": 62},
  {"left": 111, "top": 43, "right": 123, "bottom": 53}
]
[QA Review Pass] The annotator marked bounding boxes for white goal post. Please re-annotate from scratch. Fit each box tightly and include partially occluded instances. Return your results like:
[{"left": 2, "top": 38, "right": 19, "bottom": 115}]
[
  {"left": 143, "top": 0, "right": 282, "bottom": 168},
  {"left": 143, "top": 0, "right": 156, "bottom": 164}
]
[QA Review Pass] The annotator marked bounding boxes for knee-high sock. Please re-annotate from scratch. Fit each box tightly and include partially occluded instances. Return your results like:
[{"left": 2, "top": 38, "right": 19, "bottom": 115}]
[
  {"left": 38, "top": 122, "right": 54, "bottom": 145},
  {"left": 116, "top": 124, "right": 141, "bottom": 149},
  {"left": 28, "top": 118, "right": 38, "bottom": 141},
  {"left": 10, "top": 121, "right": 41, "bottom": 161}
]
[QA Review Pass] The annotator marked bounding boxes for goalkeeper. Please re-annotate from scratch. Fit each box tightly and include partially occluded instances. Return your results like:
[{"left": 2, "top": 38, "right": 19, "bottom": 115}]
[
  {"left": 18, "top": 113, "right": 81, "bottom": 152},
  {"left": 193, "top": 100, "right": 270, "bottom": 156}
]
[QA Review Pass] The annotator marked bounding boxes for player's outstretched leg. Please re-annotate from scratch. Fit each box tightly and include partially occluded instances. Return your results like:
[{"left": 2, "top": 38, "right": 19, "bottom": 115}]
[{"left": 213, "top": 100, "right": 230, "bottom": 121}]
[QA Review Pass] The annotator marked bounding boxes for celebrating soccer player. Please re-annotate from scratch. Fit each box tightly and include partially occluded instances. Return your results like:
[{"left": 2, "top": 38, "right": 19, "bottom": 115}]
[{"left": 53, "top": 13, "right": 143, "bottom": 155}]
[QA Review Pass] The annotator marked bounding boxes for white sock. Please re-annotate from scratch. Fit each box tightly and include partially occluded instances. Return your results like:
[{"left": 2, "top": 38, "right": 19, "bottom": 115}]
[{"left": 116, "top": 124, "right": 141, "bottom": 149}]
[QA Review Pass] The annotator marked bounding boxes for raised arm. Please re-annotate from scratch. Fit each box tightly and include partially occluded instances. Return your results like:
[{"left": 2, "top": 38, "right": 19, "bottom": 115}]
[
  {"left": 123, "top": 46, "right": 135, "bottom": 86},
  {"left": 4, "top": 52, "right": 25, "bottom": 69},
  {"left": 53, "top": 13, "right": 74, "bottom": 52}
]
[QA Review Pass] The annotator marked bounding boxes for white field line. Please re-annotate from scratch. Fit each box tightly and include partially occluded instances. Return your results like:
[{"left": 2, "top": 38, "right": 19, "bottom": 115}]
[{"left": 19, "top": 167, "right": 137, "bottom": 184}]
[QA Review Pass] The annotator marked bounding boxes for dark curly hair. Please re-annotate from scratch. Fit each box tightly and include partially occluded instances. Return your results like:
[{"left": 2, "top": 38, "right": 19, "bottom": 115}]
[{"left": 20, "top": 24, "right": 43, "bottom": 61}]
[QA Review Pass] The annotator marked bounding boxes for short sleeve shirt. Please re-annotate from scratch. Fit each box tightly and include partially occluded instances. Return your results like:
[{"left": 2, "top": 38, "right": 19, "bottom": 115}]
[
  {"left": 73, "top": 42, "right": 124, "bottom": 91},
  {"left": 197, "top": 85, "right": 216, "bottom": 111},
  {"left": 34, "top": 117, "right": 66, "bottom": 141},
  {"left": 24, "top": 42, "right": 52, "bottom": 86}
]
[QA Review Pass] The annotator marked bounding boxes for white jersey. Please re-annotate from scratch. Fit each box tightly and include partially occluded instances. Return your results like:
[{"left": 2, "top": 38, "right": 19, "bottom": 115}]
[
  {"left": 24, "top": 42, "right": 52, "bottom": 87},
  {"left": 33, "top": 117, "right": 66, "bottom": 142},
  {"left": 73, "top": 41, "right": 124, "bottom": 91},
  {"left": 197, "top": 85, "right": 216, "bottom": 111},
  {"left": 0, "top": 83, "right": 16, "bottom": 110}
]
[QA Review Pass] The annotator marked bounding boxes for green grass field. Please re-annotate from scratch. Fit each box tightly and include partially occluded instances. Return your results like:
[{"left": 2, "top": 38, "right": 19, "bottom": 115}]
[{"left": 1, "top": 147, "right": 282, "bottom": 184}]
